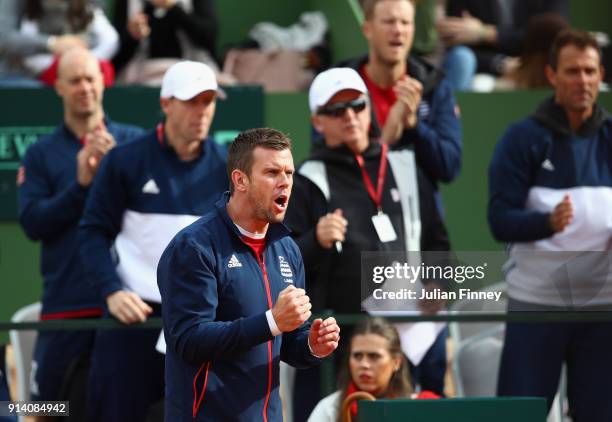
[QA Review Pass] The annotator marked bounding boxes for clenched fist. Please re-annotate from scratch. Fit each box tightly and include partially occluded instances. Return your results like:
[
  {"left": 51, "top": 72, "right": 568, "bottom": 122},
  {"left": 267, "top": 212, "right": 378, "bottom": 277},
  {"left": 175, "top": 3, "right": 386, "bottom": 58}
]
[{"left": 271, "top": 285, "right": 312, "bottom": 332}]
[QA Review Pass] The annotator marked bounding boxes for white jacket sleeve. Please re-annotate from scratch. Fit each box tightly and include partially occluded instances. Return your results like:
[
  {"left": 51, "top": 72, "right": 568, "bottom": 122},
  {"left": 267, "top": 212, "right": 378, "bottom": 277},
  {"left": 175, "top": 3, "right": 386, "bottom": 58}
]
[{"left": 88, "top": 8, "right": 119, "bottom": 60}]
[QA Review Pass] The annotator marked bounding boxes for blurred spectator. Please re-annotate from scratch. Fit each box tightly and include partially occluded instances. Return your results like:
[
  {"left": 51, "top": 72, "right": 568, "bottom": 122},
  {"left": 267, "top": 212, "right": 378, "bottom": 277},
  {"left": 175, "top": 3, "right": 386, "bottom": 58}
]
[
  {"left": 337, "top": 1, "right": 459, "bottom": 408},
  {"left": 78, "top": 61, "right": 227, "bottom": 422},
  {"left": 410, "top": 0, "right": 476, "bottom": 91},
  {"left": 440, "top": 45, "right": 477, "bottom": 91},
  {"left": 17, "top": 47, "right": 142, "bottom": 418},
  {"left": 496, "top": 13, "right": 570, "bottom": 90},
  {"left": 289, "top": 66, "right": 449, "bottom": 319},
  {"left": 488, "top": 30, "right": 612, "bottom": 421},
  {"left": 0, "top": 0, "right": 118, "bottom": 87},
  {"left": 411, "top": 0, "right": 440, "bottom": 62},
  {"left": 437, "top": 0, "right": 569, "bottom": 82},
  {"left": 341, "top": 0, "right": 462, "bottom": 213},
  {"left": 112, "top": 0, "right": 218, "bottom": 85},
  {"left": 222, "top": 11, "right": 329, "bottom": 92},
  {"left": 307, "top": 317, "right": 438, "bottom": 422}
]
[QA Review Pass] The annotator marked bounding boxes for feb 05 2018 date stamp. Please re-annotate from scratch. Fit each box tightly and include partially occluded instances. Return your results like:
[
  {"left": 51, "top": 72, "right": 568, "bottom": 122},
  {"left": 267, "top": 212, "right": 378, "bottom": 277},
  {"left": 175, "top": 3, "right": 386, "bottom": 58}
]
[{"left": 0, "top": 401, "right": 69, "bottom": 416}]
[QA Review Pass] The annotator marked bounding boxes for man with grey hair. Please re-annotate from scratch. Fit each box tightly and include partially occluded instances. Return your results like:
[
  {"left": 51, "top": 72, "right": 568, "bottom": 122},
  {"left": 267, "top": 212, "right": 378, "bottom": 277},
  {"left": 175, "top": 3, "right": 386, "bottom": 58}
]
[
  {"left": 285, "top": 67, "right": 450, "bottom": 419},
  {"left": 288, "top": 67, "right": 449, "bottom": 318}
]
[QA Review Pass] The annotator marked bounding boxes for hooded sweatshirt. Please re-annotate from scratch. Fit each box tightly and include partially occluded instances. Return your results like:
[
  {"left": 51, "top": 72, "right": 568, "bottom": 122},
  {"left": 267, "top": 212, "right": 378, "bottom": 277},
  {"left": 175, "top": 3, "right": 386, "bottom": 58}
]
[
  {"left": 285, "top": 141, "right": 450, "bottom": 313},
  {"left": 488, "top": 97, "right": 612, "bottom": 307}
]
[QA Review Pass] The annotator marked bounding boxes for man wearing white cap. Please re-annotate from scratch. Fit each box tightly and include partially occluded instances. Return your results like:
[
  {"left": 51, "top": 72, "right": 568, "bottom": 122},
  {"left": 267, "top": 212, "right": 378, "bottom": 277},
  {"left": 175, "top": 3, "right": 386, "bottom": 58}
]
[
  {"left": 78, "top": 61, "right": 228, "bottom": 422},
  {"left": 285, "top": 67, "right": 450, "bottom": 420}
]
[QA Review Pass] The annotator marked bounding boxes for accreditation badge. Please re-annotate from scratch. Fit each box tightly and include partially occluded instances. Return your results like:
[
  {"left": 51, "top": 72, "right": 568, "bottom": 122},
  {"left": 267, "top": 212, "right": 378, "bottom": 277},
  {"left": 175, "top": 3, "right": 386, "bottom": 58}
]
[{"left": 371, "top": 212, "right": 397, "bottom": 243}]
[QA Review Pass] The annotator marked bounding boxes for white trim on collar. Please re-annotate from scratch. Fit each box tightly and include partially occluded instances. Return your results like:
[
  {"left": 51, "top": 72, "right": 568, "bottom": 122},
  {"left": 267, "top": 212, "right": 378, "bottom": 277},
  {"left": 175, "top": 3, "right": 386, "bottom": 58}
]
[{"left": 235, "top": 223, "right": 266, "bottom": 239}]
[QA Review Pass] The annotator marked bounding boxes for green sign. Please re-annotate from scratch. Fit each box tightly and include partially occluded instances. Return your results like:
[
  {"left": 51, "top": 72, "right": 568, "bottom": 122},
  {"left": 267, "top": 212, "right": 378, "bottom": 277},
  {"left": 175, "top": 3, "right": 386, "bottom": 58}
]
[
  {"left": 0, "top": 127, "right": 55, "bottom": 169},
  {"left": 359, "top": 397, "right": 546, "bottom": 422}
]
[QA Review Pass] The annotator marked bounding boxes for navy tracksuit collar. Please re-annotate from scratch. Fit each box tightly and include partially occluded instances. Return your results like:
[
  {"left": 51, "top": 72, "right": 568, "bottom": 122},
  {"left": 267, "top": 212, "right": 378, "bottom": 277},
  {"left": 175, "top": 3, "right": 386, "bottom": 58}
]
[
  {"left": 532, "top": 96, "right": 612, "bottom": 138},
  {"left": 339, "top": 53, "right": 445, "bottom": 96}
]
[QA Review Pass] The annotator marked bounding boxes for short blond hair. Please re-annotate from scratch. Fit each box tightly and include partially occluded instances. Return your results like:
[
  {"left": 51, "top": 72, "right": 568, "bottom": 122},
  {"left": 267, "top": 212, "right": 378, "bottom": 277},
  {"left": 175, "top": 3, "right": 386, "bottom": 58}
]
[{"left": 362, "top": 0, "right": 415, "bottom": 20}]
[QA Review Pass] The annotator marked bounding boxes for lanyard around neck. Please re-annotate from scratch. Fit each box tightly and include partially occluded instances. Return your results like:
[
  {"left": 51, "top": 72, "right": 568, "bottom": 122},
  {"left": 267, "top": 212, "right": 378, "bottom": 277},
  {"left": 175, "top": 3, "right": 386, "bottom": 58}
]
[
  {"left": 354, "top": 143, "right": 389, "bottom": 212},
  {"left": 156, "top": 123, "right": 165, "bottom": 145}
]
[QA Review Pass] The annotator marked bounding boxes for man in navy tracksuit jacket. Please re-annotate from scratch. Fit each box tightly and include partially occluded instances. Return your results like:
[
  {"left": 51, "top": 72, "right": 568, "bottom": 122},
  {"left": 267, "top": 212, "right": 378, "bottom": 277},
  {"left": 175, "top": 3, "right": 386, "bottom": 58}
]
[
  {"left": 488, "top": 30, "right": 612, "bottom": 421},
  {"left": 338, "top": 0, "right": 462, "bottom": 191},
  {"left": 79, "top": 61, "right": 228, "bottom": 422},
  {"left": 17, "top": 48, "right": 142, "bottom": 403},
  {"left": 339, "top": 53, "right": 461, "bottom": 190},
  {"left": 158, "top": 128, "right": 341, "bottom": 421}
]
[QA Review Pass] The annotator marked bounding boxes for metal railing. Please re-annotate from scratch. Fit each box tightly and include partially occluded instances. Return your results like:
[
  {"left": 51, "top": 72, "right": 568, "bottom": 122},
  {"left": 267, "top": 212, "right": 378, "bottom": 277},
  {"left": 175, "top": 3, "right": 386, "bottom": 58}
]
[
  {"left": 4, "top": 312, "right": 612, "bottom": 396},
  {"left": 3, "top": 311, "right": 612, "bottom": 332}
]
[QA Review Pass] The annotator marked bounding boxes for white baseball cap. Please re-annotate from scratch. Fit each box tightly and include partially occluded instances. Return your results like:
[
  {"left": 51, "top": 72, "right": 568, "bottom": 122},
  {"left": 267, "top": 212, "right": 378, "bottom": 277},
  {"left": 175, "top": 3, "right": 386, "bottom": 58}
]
[
  {"left": 160, "top": 61, "right": 225, "bottom": 100},
  {"left": 308, "top": 67, "right": 368, "bottom": 114}
]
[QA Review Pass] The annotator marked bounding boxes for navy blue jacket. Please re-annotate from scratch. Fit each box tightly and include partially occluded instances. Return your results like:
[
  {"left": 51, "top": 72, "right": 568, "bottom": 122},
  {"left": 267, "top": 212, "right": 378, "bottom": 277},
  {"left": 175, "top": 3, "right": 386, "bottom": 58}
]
[
  {"left": 447, "top": 0, "right": 569, "bottom": 74},
  {"left": 340, "top": 54, "right": 463, "bottom": 186},
  {"left": 488, "top": 97, "right": 612, "bottom": 243},
  {"left": 18, "top": 120, "right": 142, "bottom": 316},
  {"left": 157, "top": 194, "right": 321, "bottom": 421},
  {"left": 488, "top": 97, "right": 612, "bottom": 306},
  {"left": 79, "top": 127, "right": 228, "bottom": 303}
]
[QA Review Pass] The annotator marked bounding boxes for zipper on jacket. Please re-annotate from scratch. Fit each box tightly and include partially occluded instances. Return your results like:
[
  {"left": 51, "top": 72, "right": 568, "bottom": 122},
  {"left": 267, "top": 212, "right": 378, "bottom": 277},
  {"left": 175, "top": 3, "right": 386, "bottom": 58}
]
[{"left": 257, "top": 253, "right": 274, "bottom": 422}]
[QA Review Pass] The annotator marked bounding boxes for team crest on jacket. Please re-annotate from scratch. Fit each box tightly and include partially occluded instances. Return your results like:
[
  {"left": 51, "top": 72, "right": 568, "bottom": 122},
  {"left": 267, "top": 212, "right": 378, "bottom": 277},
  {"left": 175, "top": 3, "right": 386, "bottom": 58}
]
[
  {"left": 418, "top": 100, "right": 431, "bottom": 120},
  {"left": 278, "top": 256, "right": 293, "bottom": 283}
]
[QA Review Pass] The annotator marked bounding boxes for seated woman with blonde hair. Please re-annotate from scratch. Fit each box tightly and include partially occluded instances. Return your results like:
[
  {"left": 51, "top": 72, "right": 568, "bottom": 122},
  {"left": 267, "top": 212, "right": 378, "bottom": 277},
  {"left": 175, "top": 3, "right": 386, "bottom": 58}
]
[{"left": 308, "top": 317, "right": 439, "bottom": 422}]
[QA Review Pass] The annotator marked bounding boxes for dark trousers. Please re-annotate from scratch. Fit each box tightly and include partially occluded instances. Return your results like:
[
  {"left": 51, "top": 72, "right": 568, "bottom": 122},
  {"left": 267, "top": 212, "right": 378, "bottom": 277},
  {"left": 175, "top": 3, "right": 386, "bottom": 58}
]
[
  {"left": 31, "top": 329, "right": 95, "bottom": 401},
  {"left": 408, "top": 326, "right": 448, "bottom": 395},
  {"left": 87, "top": 306, "right": 164, "bottom": 422},
  {"left": 498, "top": 318, "right": 612, "bottom": 422}
]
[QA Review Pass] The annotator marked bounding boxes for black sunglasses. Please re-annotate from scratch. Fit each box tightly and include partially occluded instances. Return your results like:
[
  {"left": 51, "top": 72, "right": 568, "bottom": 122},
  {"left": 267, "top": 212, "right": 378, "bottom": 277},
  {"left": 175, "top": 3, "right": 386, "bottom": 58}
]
[{"left": 317, "top": 98, "right": 368, "bottom": 117}]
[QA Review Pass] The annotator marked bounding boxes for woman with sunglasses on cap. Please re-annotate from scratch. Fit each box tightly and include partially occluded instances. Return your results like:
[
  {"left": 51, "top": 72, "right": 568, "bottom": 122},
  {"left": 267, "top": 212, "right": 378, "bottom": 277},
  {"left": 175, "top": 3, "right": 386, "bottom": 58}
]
[{"left": 308, "top": 317, "right": 439, "bottom": 422}]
